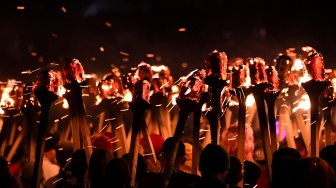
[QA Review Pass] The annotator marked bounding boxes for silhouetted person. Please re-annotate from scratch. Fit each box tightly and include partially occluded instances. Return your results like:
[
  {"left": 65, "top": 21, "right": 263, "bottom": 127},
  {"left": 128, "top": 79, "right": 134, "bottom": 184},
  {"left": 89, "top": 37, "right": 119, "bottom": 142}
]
[
  {"left": 271, "top": 147, "right": 302, "bottom": 188},
  {"left": 225, "top": 156, "right": 242, "bottom": 188},
  {"left": 243, "top": 160, "right": 261, "bottom": 188},
  {"left": 291, "top": 157, "right": 335, "bottom": 188},
  {"left": 88, "top": 148, "right": 113, "bottom": 188},
  {"left": 319, "top": 143, "right": 336, "bottom": 187},
  {"left": 54, "top": 149, "right": 88, "bottom": 188},
  {"left": 122, "top": 153, "right": 148, "bottom": 186},
  {"left": 184, "top": 143, "right": 233, "bottom": 188},
  {"left": 105, "top": 158, "right": 131, "bottom": 188}
]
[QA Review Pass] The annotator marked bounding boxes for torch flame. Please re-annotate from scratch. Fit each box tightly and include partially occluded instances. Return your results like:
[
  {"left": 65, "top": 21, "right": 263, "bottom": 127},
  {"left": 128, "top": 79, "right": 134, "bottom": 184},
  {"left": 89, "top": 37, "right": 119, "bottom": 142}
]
[
  {"left": 332, "top": 78, "right": 336, "bottom": 96},
  {"left": 0, "top": 79, "right": 16, "bottom": 108},
  {"left": 122, "top": 89, "right": 133, "bottom": 102},
  {"left": 292, "top": 94, "right": 310, "bottom": 112}
]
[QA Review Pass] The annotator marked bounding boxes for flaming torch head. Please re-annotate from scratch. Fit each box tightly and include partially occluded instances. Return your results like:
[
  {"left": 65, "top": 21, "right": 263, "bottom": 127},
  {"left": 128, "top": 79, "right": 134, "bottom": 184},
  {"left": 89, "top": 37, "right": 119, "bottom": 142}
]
[
  {"left": 62, "top": 58, "right": 85, "bottom": 83},
  {"left": 304, "top": 52, "right": 325, "bottom": 81},
  {"left": 205, "top": 50, "right": 228, "bottom": 80},
  {"left": 178, "top": 69, "right": 206, "bottom": 102},
  {"left": 246, "top": 57, "right": 268, "bottom": 85},
  {"left": 98, "top": 73, "right": 124, "bottom": 99},
  {"left": 266, "top": 65, "right": 279, "bottom": 92},
  {"left": 229, "top": 64, "right": 247, "bottom": 89},
  {"left": 133, "top": 80, "right": 151, "bottom": 103},
  {"left": 34, "top": 68, "right": 60, "bottom": 94},
  {"left": 135, "top": 61, "right": 153, "bottom": 83}
]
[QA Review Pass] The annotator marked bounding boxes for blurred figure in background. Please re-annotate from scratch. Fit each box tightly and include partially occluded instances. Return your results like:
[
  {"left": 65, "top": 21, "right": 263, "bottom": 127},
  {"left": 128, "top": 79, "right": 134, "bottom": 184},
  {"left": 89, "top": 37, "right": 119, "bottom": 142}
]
[
  {"left": 220, "top": 121, "right": 255, "bottom": 162},
  {"left": 20, "top": 161, "right": 42, "bottom": 188},
  {"left": 42, "top": 132, "right": 60, "bottom": 185},
  {"left": 44, "top": 141, "right": 73, "bottom": 188},
  {"left": 137, "top": 137, "right": 201, "bottom": 188},
  {"left": 4, "top": 144, "right": 27, "bottom": 186}
]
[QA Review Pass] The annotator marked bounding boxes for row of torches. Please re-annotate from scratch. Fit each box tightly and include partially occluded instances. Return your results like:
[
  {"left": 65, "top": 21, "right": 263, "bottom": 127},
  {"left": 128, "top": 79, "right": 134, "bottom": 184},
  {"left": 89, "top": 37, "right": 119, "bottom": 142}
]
[
  {"left": 0, "top": 48, "right": 334, "bottom": 188},
  {"left": 0, "top": 48, "right": 334, "bottom": 149}
]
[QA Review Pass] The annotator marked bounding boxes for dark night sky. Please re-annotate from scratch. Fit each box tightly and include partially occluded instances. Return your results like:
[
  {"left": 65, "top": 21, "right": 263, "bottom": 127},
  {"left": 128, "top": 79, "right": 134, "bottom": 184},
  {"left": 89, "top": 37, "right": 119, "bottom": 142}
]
[{"left": 1, "top": 0, "right": 336, "bottom": 83}]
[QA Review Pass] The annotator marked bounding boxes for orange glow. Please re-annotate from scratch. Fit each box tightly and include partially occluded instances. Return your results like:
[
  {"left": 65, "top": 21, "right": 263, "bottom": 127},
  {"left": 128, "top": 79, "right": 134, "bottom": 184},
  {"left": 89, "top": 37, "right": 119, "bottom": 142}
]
[
  {"left": 0, "top": 79, "right": 16, "bottom": 108},
  {"left": 179, "top": 28, "right": 186, "bottom": 32},
  {"left": 122, "top": 89, "right": 133, "bottom": 102},
  {"left": 105, "top": 22, "right": 112, "bottom": 27},
  {"left": 51, "top": 33, "right": 58, "bottom": 38},
  {"left": 181, "top": 62, "right": 188, "bottom": 68}
]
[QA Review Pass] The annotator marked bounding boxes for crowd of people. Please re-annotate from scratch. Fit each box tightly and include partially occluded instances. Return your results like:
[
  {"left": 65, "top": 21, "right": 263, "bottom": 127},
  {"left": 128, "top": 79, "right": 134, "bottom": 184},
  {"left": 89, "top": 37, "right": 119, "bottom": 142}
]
[
  {"left": 2, "top": 131, "right": 336, "bottom": 188},
  {"left": 1, "top": 49, "right": 336, "bottom": 188}
]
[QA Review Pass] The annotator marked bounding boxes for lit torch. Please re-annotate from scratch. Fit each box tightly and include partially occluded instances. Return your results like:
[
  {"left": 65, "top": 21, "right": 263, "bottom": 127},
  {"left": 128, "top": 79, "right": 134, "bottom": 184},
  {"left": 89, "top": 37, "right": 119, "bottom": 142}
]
[
  {"left": 32, "top": 68, "right": 60, "bottom": 188},
  {"left": 264, "top": 65, "right": 280, "bottom": 155},
  {"left": 62, "top": 58, "right": 92, "bottom": 163},
  {"left": 161, "top": 69, "right": 207, "bottom": 187},
  {"left": 245, "top": 57, "right": 274, "bottom": 185},
  {"left": 128, "top": 79, "right": 157, "bottom": 187},
  {"left": 301, "top": 52, "right": 330, "bottom": 157},
  {"left": 204, "top": 50, "right": 229, "bottom": 145}
]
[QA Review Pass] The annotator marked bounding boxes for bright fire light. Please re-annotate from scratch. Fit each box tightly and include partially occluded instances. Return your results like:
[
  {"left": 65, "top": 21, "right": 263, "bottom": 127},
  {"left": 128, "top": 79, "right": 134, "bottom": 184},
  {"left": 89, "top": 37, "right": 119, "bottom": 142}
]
[
  {"left": 122, "top": 90, "right": 133, "bottom": 102},
  {"left": 246, "top": 94, "right": 255, "bottom": 107},
  {"left": 292, "top": 94, "right": 310, "bottom": 112},
  {"left": 0, "top": 80, "right": 16, "bottom": 108}
]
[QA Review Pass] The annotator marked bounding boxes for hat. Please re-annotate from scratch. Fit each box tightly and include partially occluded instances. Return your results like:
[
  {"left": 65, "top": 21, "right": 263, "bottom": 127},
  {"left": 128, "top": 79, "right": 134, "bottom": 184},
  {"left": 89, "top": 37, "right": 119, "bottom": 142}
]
[
  {"left": 92, "top": 134, "right": 113, "bottom": 152},
  {"left": 161, "top": 137, "right": 186, "bottom": 157},
  {"left": 199, "top": 143, "right": 230, "bottom": 175},
  {"left": 139, "top": 133, "right": 164, "bottom": 153}
]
